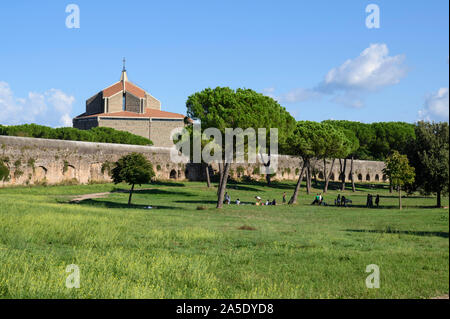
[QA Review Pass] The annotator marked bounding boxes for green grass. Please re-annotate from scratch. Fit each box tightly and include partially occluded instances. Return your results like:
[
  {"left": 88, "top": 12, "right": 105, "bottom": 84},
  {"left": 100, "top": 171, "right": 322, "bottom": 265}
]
[{"left": 0, "top": 180, "right": 448, "bottom": 299}]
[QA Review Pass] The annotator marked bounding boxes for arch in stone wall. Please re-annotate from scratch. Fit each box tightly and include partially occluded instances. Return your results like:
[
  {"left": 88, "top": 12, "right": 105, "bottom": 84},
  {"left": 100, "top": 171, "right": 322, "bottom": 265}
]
[
  {"left": 63, "top": 164, "right": 76, "bottom": 180},
  {"left": 318, "top": 171, "right": 324, "bottom": 179},
  {"left": 382, "top": 174, "right": 388, "bottom": 182},
  {"left": 169, "top": 169, "right": 177, "bottom": 179},
  {"left": 35, "top": 166, "right": 47, "bottom": 182},
  {"left": 358, "top": 173, "right": 363, "bottom": 181},
  {"left": 375, "top": 174, "right": 380, "bottom": 181},
  {"left": 330, "top": 173, "right": 335, "bottom": 181},
  {"left": 366, "top": 174, "right": 371, "bottom": 181}
]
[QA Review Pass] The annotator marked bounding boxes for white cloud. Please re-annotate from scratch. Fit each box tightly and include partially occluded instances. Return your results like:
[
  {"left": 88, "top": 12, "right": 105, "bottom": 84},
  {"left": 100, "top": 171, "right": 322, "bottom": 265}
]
[
  {"left": 0, "top": 81, "right": 75, "bottom": 127},
  {"left": 320, "top": 43, "right": 407, "bottom": 92},
  {"left": 262, "top": 87, "right": 277, "bottom": 99},
  {"left": 269, "top": 43, "right": 407, "bottom": 108},
  {"left": 418, "top": 87, "right": 449, "bottom": 122}
]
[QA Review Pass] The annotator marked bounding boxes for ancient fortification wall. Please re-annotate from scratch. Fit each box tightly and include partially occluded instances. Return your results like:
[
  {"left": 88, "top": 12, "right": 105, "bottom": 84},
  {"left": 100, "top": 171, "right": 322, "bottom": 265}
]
[{"left": 0, "top": 136, "right": 386, "bottom": 187}]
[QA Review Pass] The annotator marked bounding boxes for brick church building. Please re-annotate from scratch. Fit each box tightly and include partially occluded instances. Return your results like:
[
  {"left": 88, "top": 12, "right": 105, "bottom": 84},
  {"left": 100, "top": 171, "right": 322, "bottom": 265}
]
[{"left": 73, "top": 61, "right": 187, "bottom": 147}]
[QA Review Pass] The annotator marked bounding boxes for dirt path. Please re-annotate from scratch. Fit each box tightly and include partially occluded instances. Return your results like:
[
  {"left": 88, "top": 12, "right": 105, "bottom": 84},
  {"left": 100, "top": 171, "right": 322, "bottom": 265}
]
[
  {"left": 431, "top": 294, "right": 449, "bottom": 299},
  {"left": 69, "top": 192, "right": 112, "bottom": 203},
  {"left": 69, "top": 188, "right": 156, "bottom": 203}
]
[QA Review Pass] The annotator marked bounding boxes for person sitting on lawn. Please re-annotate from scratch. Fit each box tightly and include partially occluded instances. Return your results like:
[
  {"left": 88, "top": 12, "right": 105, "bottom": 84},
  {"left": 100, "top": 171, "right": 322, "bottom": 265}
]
[
  {"left": 335, "top": 194, "right": 341, "bottom": 206},
  {"left": 236, "top": 198, "right": 240, "bottom": 205},
  {"left": 266, "top": 199, "right": 271, "bottom": 206},
  {"left": 272, "top": 199, "right": 277, "bottom": 206},
  {"left": 255, "top": 196, "right": 261, "bottom": 205},
  {"left": 312, "top": 194, "right": 324, "bottom": 205},
  {"left": 224, "top": 192, "right": 231, "bottom": 205},
  {"left": 341, "top": 195, "right": 346, "bottom": 207}
]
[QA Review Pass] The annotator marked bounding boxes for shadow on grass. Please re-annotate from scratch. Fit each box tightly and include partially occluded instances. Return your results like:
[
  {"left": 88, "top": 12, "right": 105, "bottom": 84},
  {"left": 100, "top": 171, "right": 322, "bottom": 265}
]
[
  {"left": 175, "top": 199, "right": 217, "bottom": 205},
  {"left": 345, "top": 229, "right": 449, "bottom": 238},
  {"left": 151, "top": 181, "right": 186, "bottom": 187},
  {"left": 74, "top": 199, "right": 179, "bottom": 210}
]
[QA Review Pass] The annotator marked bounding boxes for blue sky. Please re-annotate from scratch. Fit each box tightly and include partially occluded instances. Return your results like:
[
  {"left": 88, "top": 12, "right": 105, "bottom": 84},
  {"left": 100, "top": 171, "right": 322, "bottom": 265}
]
[{"left": 0, "top": 0, "right": 448, "bottom": 127}]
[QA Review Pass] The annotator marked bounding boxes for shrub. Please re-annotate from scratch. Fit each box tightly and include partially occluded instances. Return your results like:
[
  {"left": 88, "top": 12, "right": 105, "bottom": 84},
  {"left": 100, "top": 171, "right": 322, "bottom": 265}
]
[{"left": 0, "top": 124, "right": 152, "bottom": 146}]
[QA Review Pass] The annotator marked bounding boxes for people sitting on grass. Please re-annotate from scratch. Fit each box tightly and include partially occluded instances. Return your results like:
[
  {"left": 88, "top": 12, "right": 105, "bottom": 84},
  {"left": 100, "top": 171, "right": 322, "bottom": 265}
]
[
  {"left": 224, "top": 192, "right": 231, "bottom": 205},
  {"left": 335, "top": 194, "right": 341, "bottom": 206},
  {"left": 312, "top": 193, "right": 326, "bottom": 206},
  {"left": 255, "top": 196, "right": 262, "bottom": 205}
]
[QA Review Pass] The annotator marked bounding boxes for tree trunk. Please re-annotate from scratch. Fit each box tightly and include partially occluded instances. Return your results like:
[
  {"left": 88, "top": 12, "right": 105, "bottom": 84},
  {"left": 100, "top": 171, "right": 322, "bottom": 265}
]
[
  {"left": 265, "top": 170, "right": 271, "bottom": 186},
  {"left": 350, "top": 156, "right": 356, "bottom": 192},
  {"left": 398, "top": 187, "right": 402, "bottom": 210},
  {"left": 324, "top": 158, "right": 335, "bottom": 193},
  {"left": 312, "top": 162, "right": 318, "bottom": 187},
  {"left": 217, "top": 161, "right": 224, "bottom": 195},
  {"left": 128, "top": 183, "right": 135, "bottom": 205},
  {"left": 205, "top": 163, "right": 211, "bottom": 188},
  {"left": 217, "top": 162, "right": 231, "bottom": 209},
  {"left": 341, "top": 158, "right": 347, "bottom": 191},
  {"left": 437, "top": 191, "right": 441, "bottom": 208},
  {"left": 389, "top": 180, "right": 393, "bottom": 193},
  {"left": 289, "top": 163, "right": 306, "bottom": 205},
  {"left": 306, "top": 160, "right": 311, "bottom": 194}
]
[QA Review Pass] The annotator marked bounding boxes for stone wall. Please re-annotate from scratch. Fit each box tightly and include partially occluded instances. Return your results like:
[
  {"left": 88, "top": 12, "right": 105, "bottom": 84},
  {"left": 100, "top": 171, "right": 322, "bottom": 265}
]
[
  {"left": 0, "top": 135, "right": 386, "bottom": 187},
  {"left": 98, "top": 118, "right": 151, "bottom": 140},
  {"left": 86, "top": 92, "right": 104, "bottom": 115},
  {"left": 107, "top": 92, "right": 123, "bottom": 113},
  {"left": 145, "top": 93, "right": 161, "bottom": 110},
  {"left": 73, "top": 117, "right": 99, "bottom": 130},
  {"left": 149, "top": 119, "right": 185, "bottom": 148},
  {"left": 125, "top": 92, "right": 141, "bottom": 113}
]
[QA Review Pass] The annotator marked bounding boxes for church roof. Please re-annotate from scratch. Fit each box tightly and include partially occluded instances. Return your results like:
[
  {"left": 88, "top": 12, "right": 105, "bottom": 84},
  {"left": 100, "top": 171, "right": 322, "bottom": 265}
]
[
  {"left": 74, "top": 108, "right": 187, "bottom": 120},
  {"left": 102, "top": 80, "right": 146, "bottom": 98}
]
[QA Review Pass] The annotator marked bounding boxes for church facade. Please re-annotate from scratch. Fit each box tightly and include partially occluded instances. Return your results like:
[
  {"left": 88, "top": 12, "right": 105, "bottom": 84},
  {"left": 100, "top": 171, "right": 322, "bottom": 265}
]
[{"left": 73, "top": 63, "right": 187, "bottom": 147}]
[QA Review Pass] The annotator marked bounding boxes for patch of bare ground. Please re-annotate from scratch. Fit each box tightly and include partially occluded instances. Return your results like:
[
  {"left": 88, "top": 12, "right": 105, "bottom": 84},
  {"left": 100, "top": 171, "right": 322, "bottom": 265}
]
[
  {"left": 431, "top": 294, "right": 449, "bottom": 299},
  {"left": 238, "top": 225, "right": 257, "bottom": 231}
]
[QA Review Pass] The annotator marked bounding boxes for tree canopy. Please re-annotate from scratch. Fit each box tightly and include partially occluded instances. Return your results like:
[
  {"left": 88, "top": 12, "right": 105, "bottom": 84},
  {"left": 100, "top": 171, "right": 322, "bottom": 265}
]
[
  {"left": 111, "top": 153, "right": 155, "bottom": 205},
  {"left": 383, "top": 150, "right": 415, "bottom": 210},
  {"left": 186, "top": 87, "right": 296, "bottom": 208},
  {"left": 408, "top": 121, "right": 449, "bottom": 207}
]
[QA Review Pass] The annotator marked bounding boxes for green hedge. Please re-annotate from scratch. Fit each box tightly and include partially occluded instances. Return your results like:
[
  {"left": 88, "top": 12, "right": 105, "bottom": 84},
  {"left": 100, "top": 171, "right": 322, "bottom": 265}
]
[{"left": 0, "top": 124, "right": 152, "bottom": 146}]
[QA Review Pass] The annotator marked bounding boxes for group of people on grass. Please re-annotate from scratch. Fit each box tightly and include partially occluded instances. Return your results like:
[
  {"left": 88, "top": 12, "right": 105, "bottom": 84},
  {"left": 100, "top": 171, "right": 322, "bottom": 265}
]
[
  {"left": 224, "top": 191, "right": 380, "bottom": 208},
  {"left": 366, "top": 194, "right": 380, "bottom": 208},
  {"left": 311, "top": 193, "right": 351, "bottom": 207},
  {"left": 223, "top": 192, "right": 284, "bottom": 206}
]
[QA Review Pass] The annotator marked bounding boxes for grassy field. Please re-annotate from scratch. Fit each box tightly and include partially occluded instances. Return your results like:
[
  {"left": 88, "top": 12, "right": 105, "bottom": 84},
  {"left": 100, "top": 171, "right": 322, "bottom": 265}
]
[{"left": 0, "top": 179, "right": 448, "bottom": 299}]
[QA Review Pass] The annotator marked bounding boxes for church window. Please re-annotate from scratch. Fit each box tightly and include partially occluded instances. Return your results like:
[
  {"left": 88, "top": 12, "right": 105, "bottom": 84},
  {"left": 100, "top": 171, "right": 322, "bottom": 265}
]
[{"left": 122, "top": 94, "right": 126, "bottom": 111}]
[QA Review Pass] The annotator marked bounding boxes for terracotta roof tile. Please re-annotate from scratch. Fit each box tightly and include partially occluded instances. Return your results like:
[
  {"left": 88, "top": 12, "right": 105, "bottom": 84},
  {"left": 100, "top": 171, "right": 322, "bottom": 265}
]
[
  {"left": 102, "top": 81, "right": 146, "bottom": 98},
  {"left": 102, "top": 82, "right": 123, "bottom": 98},
  {"left": 125, "top": 81, "right": 146, "bottom": 98}
]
